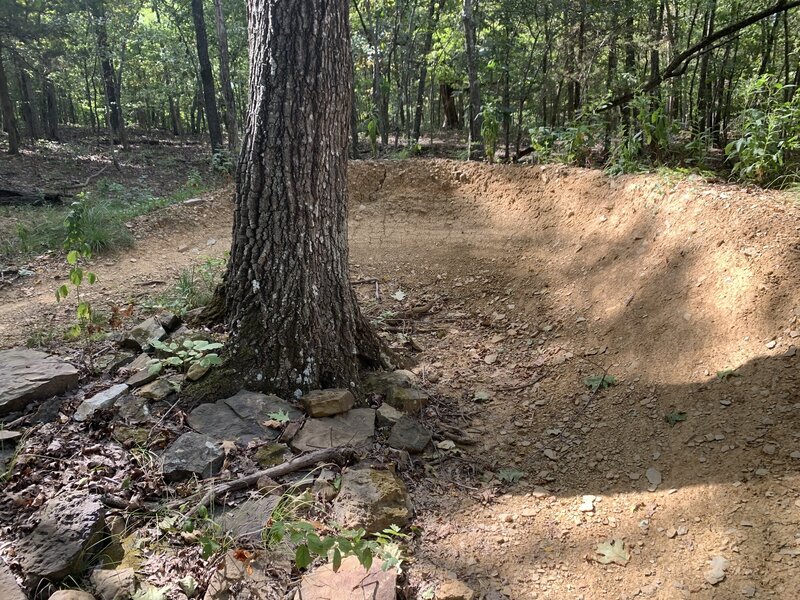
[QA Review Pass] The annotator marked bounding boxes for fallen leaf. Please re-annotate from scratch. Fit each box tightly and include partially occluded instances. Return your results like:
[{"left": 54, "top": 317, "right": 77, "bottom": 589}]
[
  {"left": 593, "top": 539, "right": 630, "bottom": 566},
  {"left": 436, "top": 440, "right": 456, "bottom": 450}
]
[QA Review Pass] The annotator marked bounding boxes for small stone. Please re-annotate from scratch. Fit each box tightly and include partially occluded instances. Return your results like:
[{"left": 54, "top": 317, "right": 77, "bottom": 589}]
[
  {"left": 762, "top": 444, "right": 777, "bottom": 455},
  {"left": 484, "top": 353, "right": 498, "bottom": 365},
  {"left": 162, "top": 432, "right": 224, "bottom": 482},
  {"left": 790, "top": 451, "right": 800, "bottom": 459},
  {"left": 384, "top": 385, "right": 429, "bottom": 413},
  {"left": 137, "top": 378, "right": 174, "bottom": 400},
  {"left": 376, "top": 403, "right": 403, "bottom": 427},
  {"left": 437, "top": 578, "right": 476, "bottom": 600},
  {"left": 387, "top": 416, "right": 431, "bottom": 453},
  {"left": 254, "top": 443, "right": 289, "bottom": 468},
  {"left": 119, "top": 317, "right": 167, "bottom": 351},
  {"left": 766, "top": 340, "right": 777, "bottom": 349},
  {"left": 704, "top": 555, "right": 729, "bottom": 585},
  {"left": 543, "top": 449, "right": 558, "bottom": 460},
  {"left": 186, "top": 361, "right": 210, "bottom": 382},
  {"left": 125, "top": 367, "right": 157, "bottom": 388},
  {"left": 645, "top": 467, "right": 662, "bottom": 491},
  {"left": 301, "top": 389, "right": 355, "bottom": 417},
  {"left": 755, "top": 468, "right": 769, "bottom": 476},
  {"left": 741, "top": 583, "right": 757, "bottom": 597},
  {"left": 49, "top": 592, "right": 96, "bottom": 600},
  {"left": 298, "top": 555, "right": 396, "bottom": 600},
  {"left": 330, "top": 464, "right": 413, "bottom": 533},
  {"left": 666, "top": 528, "right": 677, "bottom": 539},
  {"left": 90, "top": 567, "right": 137, "bottom": 600},
  {"left": 578, "top": 495, "right": 595, "bottom": 512},
  {"left": 531, "top": 486, "right": 549, "bottom": 498},
  {"left": 291, "top": 408, "right": 375, "bottom": 452},
  {"left": 74, "top": 384, "right": 129, "bottom": 422}
]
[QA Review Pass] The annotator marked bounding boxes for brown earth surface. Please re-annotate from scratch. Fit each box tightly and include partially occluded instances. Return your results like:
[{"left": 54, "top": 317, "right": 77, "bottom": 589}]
[{"left": 1, "top": 159, "right": 799, "bottom": 599}]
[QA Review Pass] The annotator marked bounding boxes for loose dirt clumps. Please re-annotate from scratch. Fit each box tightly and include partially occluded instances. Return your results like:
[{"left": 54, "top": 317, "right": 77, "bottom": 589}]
[{"left": 1, "top": 159, "right": 798, "bottom": 599}]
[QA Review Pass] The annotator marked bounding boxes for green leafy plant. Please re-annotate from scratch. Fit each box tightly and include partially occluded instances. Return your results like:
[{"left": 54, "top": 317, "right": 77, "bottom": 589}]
[
  {"left": 267, "top": 521, "right": 408, "bottom": 572},
  {"left": 584, "top": 374, "right": 617, "bottom": 392},
  {"left": 366, "top": 114, "right": 379, "bottom": 157},
  {"left": 665, "top": 410, "right": 688, "bottom": 426},
  {"left": 480, "top": 103, "right": 501, "bottom": 163},
  {"left": 148, "top": 339, "right": 223, "bottom": 375},
  {"left": 55, "top": 199, "right": 99, "bottom": 337},
  {"left": 725, "top": 75, "right": 800, "bottom": 186},
  {"left": 497, "top": 467, "right": 524, "bottom": 484}
]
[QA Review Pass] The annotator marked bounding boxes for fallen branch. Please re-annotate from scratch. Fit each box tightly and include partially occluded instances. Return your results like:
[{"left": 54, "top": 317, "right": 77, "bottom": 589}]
[
  {"left": 179, "top": 446, "right": 354, "bottom": 518},
  {"left": 493, "top": 371, "right": 547, "bottom": 392},
  {"left": 63, "top": 164, "right": 110, "bottom": 190}
]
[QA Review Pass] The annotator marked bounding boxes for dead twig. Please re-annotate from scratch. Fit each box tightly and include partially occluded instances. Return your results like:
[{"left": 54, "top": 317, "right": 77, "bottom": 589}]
[
  {"left": 63, "top": 164, "right": 110, "bottom": 190},
  {"left": 493, "top": 371, "right": 547, "bottom": 392},
  {"left": 178, "top": 446, "right": 354, "bottom": 518}
]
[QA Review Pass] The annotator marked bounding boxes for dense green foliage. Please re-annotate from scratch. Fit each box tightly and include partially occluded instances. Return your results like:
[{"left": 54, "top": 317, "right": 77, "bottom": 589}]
[{"left": 1, "top": 0, "right": 799, "bottom": 184}]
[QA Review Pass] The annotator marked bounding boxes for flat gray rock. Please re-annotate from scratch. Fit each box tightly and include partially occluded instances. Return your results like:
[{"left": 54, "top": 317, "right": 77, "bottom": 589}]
[
  {"left": 0, "top": 562, "right": 25, "bottom": 600},
  {"left": 74, "top": 384, "right": 129, "bottom": 422},
  {"left": 376, "top": 403, "right": 403, "bottom": 428},
  {"left": 291, "top": 408, "right": 375, "bottom": 452},
  {"left": 223, "top": 390, "right": 302, "bottom": 422},
  {"left": 216, "top": 495, "right": 280, "bottom": 541},
  {"left": 387, "top": 416, "right": 431, "bottom": 453},
  {"left": 0, "top": 349, "right": 80, "bottom": 416},
  {"left": 385, "top": 385, "right": 429, "bottom": 413},
  {"left": 330, "top": 465, "right": 412, "bottom": 533},
  {"left": 187, "top": 401, "right": 265, "bottom": 443},
  {"left": 19, "top": 492, "right": 106, "bottom": 583},
  {"left": 119, "top": 317, "right": 167, "bottom": 351},
  {"left": 162, "top": 432, "right": 224, "bottom": 481}
]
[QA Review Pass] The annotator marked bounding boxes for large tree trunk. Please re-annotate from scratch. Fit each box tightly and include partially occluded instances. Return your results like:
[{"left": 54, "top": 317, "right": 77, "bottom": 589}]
[
  {"left": 191, "top": 0, "right": 224, "bottom": 153},
  {"left": 16, "top": 58, "right": 40, "bottom": 141},
  {"left": 463, "top": 0, "right": 483, "bottom": 159},
  {"left": 221, "top": 0, "right": 384, "bottom": 395},
  {"left": 0, "top": 46, "right": 20, "bottom": 155},
  {"left": 212, "top": 0, "right": 237, "bottom": 151},
  {"left": 439, "top": 82, "right": 459, "bottom": 129}
]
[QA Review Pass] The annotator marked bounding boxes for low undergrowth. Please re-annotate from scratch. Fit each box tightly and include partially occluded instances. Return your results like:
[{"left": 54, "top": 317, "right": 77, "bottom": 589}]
[{"left": 0, "top": 171, "right": 211, "bottom": 262}]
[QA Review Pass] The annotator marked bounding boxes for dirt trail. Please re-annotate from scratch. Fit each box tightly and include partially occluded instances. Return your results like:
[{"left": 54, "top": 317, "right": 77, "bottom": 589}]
[{"left": 2, "top": 160, "right": 799, "bottom": 599}]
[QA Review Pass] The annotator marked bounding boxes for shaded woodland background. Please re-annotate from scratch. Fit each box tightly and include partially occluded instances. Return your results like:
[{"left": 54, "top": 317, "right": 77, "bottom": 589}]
[{"left": 1, "top": 0, "right": 800, "bottom": 185}]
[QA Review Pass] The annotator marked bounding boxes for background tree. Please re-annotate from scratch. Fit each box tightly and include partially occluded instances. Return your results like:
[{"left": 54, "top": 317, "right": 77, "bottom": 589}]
[{"left": 218, "top": 0, "right": 385, "bottom": 395}]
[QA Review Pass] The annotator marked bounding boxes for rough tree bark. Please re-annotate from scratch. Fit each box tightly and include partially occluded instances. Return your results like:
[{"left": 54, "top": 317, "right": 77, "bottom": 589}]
[
  {"left": 0, "top": 46, "right": 20, "bottom": 154},
  {"left": 212, "top": 0, "right": 237, "bottom": 150},
  {"left": 191, "top": 0, "right": 224, "bottom": 153},
  {"left": 218, "top": 0, "right": 385, "bottom": 396}
]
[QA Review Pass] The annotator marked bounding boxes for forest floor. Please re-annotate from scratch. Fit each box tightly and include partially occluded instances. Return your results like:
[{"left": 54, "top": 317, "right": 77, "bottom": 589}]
[{"left": 1, "top": 153, "right": 799, "bottom": 599}]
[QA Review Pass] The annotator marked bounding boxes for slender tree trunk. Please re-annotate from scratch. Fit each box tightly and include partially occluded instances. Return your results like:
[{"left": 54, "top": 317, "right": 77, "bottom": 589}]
[
  {"left": 463, "top": 0, "right": 482, "bottom": 159},
  {"left": 42, "top": 77, "right": 59, "bottom": 141},
  {"left": 16, "top": 59, "right": 40, "bottom": 140},
  {"left": 412, "top": 0, "right": 445, "bottom": 143},
  {"left": 93, "top": 4, "right": 122, "bottom": 142},
  {"left": 220, "top": 0, "right": 384, "bottom": 395},
  {"left": 213, "top": 0, "right": 238, "bottom": 151},
  {"left": 0, "top": 47, "right": 20, "bottom": 154},
  {"left": 191, "top": 0, "right": 224, "bottom": 153}
]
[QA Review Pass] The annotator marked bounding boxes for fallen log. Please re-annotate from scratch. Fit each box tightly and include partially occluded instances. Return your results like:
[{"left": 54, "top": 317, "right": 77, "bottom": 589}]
[{"left": 0, "top": 188, "right": 65, "bottom": 206}]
